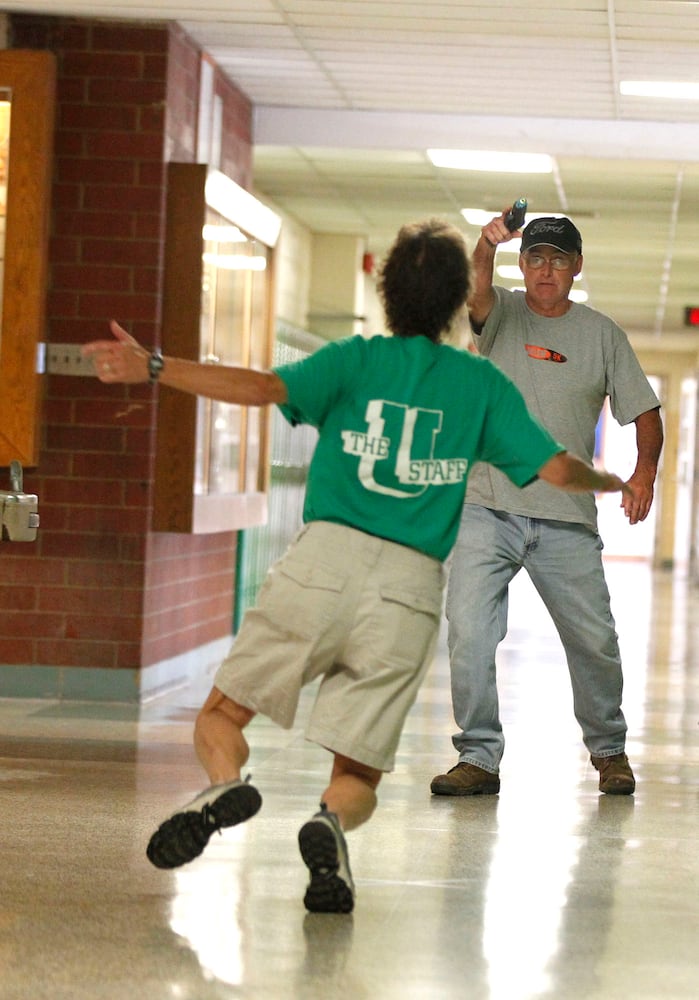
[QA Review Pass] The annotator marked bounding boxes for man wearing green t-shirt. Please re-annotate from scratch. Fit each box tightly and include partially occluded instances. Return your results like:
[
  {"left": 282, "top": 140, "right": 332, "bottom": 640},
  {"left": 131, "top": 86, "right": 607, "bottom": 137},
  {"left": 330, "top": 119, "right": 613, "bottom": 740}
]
[{"left": 83, "top": 219, "right": 629, "bottom": 915}]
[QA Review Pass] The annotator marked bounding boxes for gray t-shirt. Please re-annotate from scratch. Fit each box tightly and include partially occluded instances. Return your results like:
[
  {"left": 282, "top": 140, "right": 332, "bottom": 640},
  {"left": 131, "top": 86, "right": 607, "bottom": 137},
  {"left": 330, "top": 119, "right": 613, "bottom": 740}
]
[{"left": 465, "top": 287, "right": 661, "bottom": 531}]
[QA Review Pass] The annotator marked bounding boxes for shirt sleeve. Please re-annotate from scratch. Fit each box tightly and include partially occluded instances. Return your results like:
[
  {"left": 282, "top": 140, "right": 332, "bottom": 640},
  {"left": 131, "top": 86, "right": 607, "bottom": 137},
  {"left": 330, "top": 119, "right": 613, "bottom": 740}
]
[
  {"left": 472, "top": 286, "right": 508, "bottom": 355},
  {"left": 605, "top": 323, "right": 661, "bottom": 426},
  {"left": 273, "top": 337, "right": 362, "bottom": 428}
]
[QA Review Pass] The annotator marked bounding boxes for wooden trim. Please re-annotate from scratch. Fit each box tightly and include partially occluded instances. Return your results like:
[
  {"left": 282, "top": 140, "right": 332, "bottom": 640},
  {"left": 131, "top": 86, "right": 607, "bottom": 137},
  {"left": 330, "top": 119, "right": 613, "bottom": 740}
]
[
  {"left": 0, "top": 50, "right": 56, "bottom": 467},
  {"left": 153, "top": 162, "right": 275, "bottom": 534},
  {"left": 152, "top": 163, "right": 204, "bottom": 531}
]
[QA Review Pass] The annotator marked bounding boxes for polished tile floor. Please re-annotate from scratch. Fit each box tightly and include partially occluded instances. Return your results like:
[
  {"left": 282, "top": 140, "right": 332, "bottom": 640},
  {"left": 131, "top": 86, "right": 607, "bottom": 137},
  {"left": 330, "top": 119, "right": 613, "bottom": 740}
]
[{"left": 1, "top": 560, "right": 698, "bottom": 1000}]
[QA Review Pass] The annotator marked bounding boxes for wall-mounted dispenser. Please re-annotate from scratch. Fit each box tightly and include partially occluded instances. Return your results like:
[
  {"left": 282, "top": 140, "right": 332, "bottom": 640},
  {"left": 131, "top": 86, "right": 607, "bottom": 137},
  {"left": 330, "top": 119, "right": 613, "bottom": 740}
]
[{"left": 0, "top": 460, "right": 39, "bottom": 542}]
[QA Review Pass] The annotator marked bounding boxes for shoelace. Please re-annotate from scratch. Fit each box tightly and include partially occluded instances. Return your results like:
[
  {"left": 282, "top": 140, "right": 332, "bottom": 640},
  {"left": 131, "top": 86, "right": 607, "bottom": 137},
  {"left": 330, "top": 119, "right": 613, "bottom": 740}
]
[
  {"left": 202, "top": 803, "right": 219, "bottom": 829},
  {"left": 200, "top": 776, "right": 253, "bottom": 830}
]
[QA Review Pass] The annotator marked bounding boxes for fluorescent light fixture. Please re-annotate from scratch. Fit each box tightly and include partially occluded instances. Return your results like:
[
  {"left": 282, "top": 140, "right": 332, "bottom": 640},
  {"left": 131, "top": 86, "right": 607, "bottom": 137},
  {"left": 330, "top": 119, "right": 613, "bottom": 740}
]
[
  {"left": 461, "top": 208, "right": 496, "bottom": 226},
  {"left": 620, "top": 80, "right": 699, "bottom": 100},
  {"left": 462, "top": 208, "right": 563, "bottom": 225},
  {"left": 428, "top": 149, "right": 553, "bottom": 173},
  {"left": 496, "top": 264, "right": 523, "bottom": 280},
  {"left": 202, "top": 224, "right": 247, "bottom": 244},
  {"left": 203, "top": 252, "right": 267, "bottom": 271},
  {"left": 496, "top": 239, "right": 522, "bottom": 254},
  {"left": 205, "top": 170, "right": 281, "bottom": 247},
  {"left": 462, "top": 207, "right": 567, "bottom": 233}
]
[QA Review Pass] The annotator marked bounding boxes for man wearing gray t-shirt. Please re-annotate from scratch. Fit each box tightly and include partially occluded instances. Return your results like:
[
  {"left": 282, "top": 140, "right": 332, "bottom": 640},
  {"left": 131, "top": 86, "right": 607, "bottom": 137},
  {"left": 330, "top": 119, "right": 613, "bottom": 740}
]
[{"left": 431, "top": 212, "right": 663, "bottom": 797}]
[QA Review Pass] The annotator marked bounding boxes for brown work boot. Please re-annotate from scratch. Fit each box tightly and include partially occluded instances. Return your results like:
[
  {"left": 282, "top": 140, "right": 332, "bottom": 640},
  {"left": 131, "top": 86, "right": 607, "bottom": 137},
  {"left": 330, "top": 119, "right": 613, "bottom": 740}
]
[
  {"left": 430, "top": 762, "right": 500, "bottom": 796},
  {"left": 590, "top": 753, "right": 635, "bottom": 795}
]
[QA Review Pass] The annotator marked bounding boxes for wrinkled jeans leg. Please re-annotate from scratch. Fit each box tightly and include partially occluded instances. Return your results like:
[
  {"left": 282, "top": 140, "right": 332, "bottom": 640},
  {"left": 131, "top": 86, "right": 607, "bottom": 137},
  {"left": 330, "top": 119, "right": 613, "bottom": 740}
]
[
  {"left": 524, "top": 520, "right": 627, "bottom": 756},
  {"left": 446, "top": 506, "right": 524, "bottom": 772}
]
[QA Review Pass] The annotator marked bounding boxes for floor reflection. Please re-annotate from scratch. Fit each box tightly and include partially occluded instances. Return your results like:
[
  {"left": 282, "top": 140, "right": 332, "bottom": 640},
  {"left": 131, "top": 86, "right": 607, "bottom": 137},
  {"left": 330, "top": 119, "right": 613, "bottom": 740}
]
[{"left": 0, "top": 561, "right": 697, "bottom": 999}]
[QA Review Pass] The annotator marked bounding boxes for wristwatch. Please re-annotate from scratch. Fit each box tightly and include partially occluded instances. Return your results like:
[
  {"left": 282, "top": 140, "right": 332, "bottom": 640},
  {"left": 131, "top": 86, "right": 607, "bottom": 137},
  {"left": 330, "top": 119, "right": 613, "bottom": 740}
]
[{"left": 147, "top": 349, "right": 164, "bottom": 384}]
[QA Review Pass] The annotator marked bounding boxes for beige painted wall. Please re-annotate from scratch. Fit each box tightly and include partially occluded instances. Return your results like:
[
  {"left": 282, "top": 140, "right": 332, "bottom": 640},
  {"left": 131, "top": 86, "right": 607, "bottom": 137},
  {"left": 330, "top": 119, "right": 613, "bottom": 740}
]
[{"left": 633, "top": 337, "right": 699, "bottom": 569}]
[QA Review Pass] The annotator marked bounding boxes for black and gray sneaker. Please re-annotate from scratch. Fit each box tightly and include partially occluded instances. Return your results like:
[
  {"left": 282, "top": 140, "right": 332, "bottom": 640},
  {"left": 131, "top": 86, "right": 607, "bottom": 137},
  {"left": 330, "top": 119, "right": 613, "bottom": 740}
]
[
  {"left": 146, "top": 777, "right": 261, "bottom": 869},
  {"left": 298, "top": 804, "right": 355, "bottom": 914}
]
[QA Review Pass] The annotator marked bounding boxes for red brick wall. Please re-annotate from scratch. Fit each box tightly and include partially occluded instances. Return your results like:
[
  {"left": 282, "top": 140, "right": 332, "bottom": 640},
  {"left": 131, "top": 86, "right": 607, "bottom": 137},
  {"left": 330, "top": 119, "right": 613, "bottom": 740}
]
[{"left": 2, "top": 15, "right": 253, "bottom": 688}]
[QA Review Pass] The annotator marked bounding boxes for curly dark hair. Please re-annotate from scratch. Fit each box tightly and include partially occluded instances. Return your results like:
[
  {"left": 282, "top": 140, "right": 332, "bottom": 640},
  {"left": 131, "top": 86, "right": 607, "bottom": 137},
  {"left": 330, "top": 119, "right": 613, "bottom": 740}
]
[{"left": 377, "top": 219, "right": 471, "bottom": 342}]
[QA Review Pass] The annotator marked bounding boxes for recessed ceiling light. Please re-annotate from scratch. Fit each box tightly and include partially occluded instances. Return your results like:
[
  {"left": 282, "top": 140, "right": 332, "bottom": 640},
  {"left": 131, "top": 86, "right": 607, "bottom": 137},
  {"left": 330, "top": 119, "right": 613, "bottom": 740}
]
[
  {"left": 496, "top": 239, "right": 522, "bottom": 254},
  {"left": 496, "top": 265, "right": 524, "bottom": 280},
  {"left": 620, "top": 80, "right": 699, "bottom": 100},
  {"left": 427, "top": 149, "right": 553, "bottom": 173},
  {"left": 461, "top": 209, "right": 567, "bottom": 239},
  {"left": 461, "top": 208, "right": 497, "bottom": 226}
]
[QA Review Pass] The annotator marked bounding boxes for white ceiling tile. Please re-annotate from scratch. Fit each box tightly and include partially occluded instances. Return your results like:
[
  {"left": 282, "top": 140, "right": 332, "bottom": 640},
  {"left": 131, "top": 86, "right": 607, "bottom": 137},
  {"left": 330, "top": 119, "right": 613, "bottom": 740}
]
[{"left": 3, "top": 0, "right": 699, "bottom": 334}]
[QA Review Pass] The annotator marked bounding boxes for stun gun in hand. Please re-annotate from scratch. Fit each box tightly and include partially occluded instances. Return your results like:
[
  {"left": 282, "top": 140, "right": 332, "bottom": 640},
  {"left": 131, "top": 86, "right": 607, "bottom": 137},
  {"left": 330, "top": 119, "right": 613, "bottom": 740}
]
[{"left": 505, "top": 197, "right": 527, "bottom": 232}]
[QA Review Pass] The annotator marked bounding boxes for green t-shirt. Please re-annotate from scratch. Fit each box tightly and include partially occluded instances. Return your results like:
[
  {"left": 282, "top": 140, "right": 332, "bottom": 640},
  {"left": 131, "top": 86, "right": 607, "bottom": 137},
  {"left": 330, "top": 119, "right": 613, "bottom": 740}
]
[{"left": 274, "top": 334, "right": 563, "bottom": 561}]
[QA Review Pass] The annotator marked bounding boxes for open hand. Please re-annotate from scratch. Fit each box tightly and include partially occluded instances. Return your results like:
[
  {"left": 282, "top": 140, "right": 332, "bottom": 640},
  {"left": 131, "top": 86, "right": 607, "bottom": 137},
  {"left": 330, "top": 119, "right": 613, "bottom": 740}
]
[{"left": 81, "top": 320, "right": 150, "bottom": 383}]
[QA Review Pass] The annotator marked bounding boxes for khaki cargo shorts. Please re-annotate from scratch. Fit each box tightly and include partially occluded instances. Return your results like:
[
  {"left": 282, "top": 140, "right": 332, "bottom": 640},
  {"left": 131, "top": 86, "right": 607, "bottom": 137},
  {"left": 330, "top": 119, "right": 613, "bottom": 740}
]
[{"left": 214, "top": 520, "right": 444, "bottom": 771}]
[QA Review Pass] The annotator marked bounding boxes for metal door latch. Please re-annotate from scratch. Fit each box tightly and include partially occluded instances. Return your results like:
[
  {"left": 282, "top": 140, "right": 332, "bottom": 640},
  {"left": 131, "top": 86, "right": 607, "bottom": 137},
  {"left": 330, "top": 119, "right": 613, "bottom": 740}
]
[{"left": 1, "top": 461, "right": 40, "bottom": 542}]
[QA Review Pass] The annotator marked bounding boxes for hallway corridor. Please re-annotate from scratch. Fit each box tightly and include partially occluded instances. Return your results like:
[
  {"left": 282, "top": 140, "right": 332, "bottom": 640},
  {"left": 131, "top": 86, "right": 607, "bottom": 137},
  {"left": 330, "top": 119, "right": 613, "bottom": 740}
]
[{"left": 1, "top": 560, "right": 697, "bottom": 999}]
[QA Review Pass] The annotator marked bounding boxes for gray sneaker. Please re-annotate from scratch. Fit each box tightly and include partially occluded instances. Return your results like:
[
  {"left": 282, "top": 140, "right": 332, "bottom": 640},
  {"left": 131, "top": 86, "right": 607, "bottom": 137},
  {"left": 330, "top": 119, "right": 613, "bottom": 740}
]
[
  {"left": 430, "top": 761, "right": 500, "bottom": 796},
  {"left": 146, "top": 777, "right": 262, "bottom": 869},
  {"left": 298, "top": 805, "right": 355, "bottom": 914}
]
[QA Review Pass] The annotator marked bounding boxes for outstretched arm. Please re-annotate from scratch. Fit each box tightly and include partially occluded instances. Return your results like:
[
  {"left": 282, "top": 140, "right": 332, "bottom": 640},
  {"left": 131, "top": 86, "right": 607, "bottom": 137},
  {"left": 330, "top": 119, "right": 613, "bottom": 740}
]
[
  {"left": 538, "top": 451, "right": 631, "bottom": 497},
  {"left": 82, "top": 320, "right": 287, "bottom": 406}
]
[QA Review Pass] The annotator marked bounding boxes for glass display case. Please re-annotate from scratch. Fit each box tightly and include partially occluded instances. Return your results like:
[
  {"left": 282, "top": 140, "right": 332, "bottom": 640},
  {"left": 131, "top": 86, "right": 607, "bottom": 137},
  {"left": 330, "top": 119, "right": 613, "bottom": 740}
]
[{"left": 153, "top": 164, "right": 281, "bottom": 533}]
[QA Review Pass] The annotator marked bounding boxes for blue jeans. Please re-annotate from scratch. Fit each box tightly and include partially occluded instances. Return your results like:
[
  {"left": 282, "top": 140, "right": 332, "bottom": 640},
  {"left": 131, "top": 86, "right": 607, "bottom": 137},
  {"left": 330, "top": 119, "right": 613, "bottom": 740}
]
[{"left": 445, "top": 505, "right": 627, "bottom": 773}]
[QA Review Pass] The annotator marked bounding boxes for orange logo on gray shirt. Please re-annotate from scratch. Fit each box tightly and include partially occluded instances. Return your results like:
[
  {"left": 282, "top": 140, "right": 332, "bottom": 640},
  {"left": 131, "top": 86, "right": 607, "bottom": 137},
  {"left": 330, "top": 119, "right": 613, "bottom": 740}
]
[{"left": 525, "top": 344, "right": 567, "bottom": 363}]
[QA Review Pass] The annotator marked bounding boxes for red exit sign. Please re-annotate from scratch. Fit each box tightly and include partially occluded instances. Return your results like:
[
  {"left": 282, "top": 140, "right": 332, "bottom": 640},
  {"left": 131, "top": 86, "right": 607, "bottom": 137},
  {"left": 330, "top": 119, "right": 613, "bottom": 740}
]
[{"left": 685, "top": 306, "right": 699, "bottom": 326}]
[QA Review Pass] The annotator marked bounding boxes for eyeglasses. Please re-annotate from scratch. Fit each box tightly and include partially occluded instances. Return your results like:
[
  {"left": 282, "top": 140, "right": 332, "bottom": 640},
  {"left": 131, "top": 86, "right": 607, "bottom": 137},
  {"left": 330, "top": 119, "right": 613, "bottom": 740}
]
[{"left": 523, "top": 252, "right": 578, "bottom": 270}]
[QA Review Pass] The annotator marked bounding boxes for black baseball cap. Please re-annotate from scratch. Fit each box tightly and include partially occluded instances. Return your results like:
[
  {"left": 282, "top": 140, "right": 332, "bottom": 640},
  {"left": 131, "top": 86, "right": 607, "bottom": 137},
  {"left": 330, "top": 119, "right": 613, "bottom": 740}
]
[{"left": 521, "top": 216, "right": 582, "bottom": 255}]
